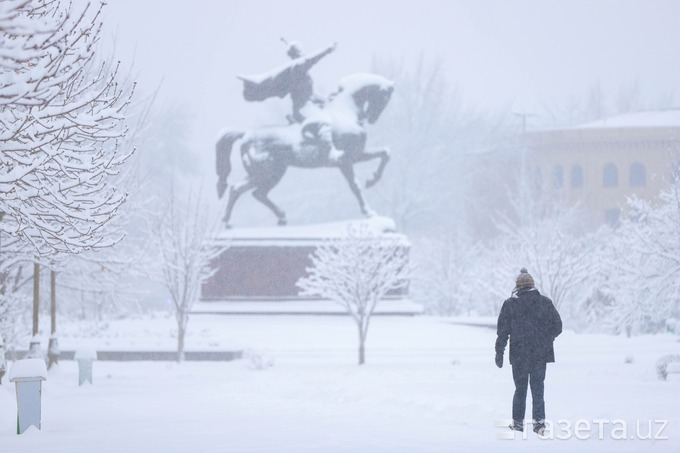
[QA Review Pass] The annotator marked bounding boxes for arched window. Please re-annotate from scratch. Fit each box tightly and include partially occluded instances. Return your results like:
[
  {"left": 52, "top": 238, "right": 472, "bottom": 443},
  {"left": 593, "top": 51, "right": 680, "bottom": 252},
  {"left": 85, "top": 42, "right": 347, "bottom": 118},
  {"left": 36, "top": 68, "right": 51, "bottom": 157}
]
[
  {"left": 603, "top": 163, "right": 618, "bottom": 187},
  {"left": 629, "top": 162, "right": 646, "bottom": 187},
  {"left": 571, "top": 164, "right": 583, "bottom": 188},
  {"left": 553, "top": 165, "right": 564, "bottom": 189}
]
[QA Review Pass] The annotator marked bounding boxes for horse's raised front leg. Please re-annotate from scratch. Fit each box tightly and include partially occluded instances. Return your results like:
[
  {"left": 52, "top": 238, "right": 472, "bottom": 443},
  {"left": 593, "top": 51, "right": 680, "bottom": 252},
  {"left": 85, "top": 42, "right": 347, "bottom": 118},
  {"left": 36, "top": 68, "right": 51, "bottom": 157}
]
[
  {"left": 223, "top": 179, "right": 256, "bottom": 228},
  {"left": 340, "top": 164, "right": 375, "bottom": 217},
  {"left": 357, "top": 147, "right": 390, "bottom": 188}
]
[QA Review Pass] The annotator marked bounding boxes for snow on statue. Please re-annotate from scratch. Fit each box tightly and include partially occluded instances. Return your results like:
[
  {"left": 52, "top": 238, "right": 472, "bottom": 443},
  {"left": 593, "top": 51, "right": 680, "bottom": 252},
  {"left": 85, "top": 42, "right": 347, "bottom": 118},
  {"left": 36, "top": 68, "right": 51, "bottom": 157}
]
[
  {"left": 216, "top": 40, "right": 394, "bottom": 227},
  {"left": 238, "top": 39, "right": 337, "bottom": 124}
]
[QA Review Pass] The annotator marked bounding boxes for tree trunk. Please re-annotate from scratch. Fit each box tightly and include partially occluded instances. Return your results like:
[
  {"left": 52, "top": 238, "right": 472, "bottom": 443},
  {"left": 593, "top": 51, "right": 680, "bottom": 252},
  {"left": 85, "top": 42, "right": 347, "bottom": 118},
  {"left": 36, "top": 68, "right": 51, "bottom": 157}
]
[
  {"left": 358, "top": 324, "right": 366, "bottom": 365},
  {"left": 177, "top": 314, "right": 186, "bottom": 362},
  {"left": 50, "top": 271, "right": 56, "bottom": 334},
  {"left": 358, "top": 341, "right": 365, "bottom": 365},
  {"left": 32, "top": 262, "right": 39, "bottom": 336}
]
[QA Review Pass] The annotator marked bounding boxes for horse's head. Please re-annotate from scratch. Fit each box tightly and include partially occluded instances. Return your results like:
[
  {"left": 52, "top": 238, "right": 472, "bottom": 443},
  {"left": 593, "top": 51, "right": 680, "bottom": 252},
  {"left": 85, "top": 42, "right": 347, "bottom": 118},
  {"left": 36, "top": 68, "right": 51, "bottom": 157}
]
[{"left": 329, "top": 74, "right": 395, "bottom": 124}]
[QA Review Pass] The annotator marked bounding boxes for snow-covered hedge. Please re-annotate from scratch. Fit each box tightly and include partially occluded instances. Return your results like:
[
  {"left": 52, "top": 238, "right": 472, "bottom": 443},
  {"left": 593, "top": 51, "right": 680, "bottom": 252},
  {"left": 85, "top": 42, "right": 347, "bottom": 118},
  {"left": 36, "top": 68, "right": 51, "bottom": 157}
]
[{"left": 655, "top": 354, "right": 680, "bottom": 381}]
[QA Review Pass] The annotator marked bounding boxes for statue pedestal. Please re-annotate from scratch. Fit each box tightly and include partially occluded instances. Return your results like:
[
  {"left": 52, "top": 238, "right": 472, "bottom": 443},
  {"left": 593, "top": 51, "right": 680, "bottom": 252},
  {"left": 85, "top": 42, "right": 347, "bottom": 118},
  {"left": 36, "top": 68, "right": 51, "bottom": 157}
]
[{"left": 197, "top": 217, "right": 421, "bottom": 315}]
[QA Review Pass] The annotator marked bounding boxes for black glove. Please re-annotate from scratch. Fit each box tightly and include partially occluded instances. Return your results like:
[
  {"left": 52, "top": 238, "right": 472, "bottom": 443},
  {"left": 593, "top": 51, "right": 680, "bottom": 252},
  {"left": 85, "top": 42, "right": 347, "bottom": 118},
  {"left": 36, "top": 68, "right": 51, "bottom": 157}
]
[{"left": 495, "top": 353, "right": 503, "bottom": 368}]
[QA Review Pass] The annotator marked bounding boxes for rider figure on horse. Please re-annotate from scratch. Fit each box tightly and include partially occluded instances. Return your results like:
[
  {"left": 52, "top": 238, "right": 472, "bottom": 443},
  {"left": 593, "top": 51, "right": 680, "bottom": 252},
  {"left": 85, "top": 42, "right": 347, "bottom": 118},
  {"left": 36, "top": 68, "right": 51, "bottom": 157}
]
[
  {"left": 238, "top": 39, "right": 343, "bottom": 163},
  {"left": 281, "top": 39, "right": 332, "bottom": 124}
]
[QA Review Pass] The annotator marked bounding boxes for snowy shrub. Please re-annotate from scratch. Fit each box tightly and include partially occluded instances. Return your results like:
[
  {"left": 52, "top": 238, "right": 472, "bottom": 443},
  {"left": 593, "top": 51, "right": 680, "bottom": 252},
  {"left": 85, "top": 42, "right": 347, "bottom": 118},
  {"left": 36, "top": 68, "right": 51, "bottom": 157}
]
[
  {"left": 624, "top": 355, "right": 634, "bottom": 364},
  {"left": 244, "top": 350, "right": 275, "bottom": 370},
  {"left": 580, "top": 287, "right": 618, "bottom": 334},
  {"left": 655, "top": 354, "right": 680, "bottom": 381},
  {"left": 604, "top": 188, "right": 680, "bottom": 336}
]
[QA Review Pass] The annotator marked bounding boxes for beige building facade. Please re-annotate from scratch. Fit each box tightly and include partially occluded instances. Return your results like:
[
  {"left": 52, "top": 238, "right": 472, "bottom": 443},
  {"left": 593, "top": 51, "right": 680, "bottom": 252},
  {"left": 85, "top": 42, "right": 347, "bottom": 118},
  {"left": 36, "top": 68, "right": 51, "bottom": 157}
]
[{"left": 524, "top": 110, "right": 680, "bottom": 226}]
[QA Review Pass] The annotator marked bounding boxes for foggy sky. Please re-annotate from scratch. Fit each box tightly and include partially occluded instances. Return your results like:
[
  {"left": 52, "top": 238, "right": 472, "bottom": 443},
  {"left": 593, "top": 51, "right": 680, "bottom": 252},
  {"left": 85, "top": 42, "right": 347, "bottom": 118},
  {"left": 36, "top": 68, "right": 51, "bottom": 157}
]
[{"left": 102, "top": 0, "right": 680, "bottom": 180}]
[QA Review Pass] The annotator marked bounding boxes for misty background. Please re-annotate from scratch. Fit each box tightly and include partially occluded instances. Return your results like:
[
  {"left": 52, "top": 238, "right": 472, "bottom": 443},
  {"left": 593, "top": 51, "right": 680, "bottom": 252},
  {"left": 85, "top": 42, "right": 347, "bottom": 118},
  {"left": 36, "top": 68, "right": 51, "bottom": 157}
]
[
  {"left": 109, "top": 0, "right": 680, "bottom": 323},
  {"left": 102, "top": 0, "right": 680, "bottom": 176},
  {"left": 5, "top": 0, "right": 680, "bottom": 344}
]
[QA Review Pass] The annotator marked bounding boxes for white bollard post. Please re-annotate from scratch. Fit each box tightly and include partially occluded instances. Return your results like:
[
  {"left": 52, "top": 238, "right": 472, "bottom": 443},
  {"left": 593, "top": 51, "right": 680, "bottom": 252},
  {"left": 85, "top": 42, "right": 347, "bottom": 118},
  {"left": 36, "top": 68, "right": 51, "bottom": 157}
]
[
  {"left": 25, "top": 336, "right": 43, "bottom": 360},
  {"left": 74, "top": 349, "right": 97, "bottom": 386},
  {"left": 47, "top": 334, "right": 60, "bottom": 370},
  {"left": 9, "top": 358, "right": 48, "bottom": 434}
]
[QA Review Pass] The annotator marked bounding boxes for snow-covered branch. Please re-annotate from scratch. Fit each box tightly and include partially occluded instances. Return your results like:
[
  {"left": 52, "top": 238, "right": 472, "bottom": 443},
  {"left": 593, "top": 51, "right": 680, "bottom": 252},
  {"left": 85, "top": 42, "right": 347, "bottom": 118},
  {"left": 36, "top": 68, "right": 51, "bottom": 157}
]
[
  {"left": 0, "top": 0, "right": 135, "bottom": 255},
  {"left": 297, "top": 224, "right": 410, "bottom": 364},
  {"left": 149, "top": 186, "right": 224, "bottom": 361}
]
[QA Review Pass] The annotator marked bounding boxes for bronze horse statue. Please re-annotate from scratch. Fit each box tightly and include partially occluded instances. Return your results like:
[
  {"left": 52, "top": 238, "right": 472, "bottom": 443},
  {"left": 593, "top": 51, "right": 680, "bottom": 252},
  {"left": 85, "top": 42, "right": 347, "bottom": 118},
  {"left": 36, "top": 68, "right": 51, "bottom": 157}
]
[{"left": 215, "top": 73, "right": 394, "bottom": 227}]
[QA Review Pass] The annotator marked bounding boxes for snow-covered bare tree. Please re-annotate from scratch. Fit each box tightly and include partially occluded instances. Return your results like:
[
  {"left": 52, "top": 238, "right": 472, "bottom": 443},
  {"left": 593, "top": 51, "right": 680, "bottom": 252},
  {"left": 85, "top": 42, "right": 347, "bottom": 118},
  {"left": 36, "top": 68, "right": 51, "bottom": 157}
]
[
  {"left": 0, "top": 216, "right": 39, "bottom": 347},
  {"left": 54, "top": 151, "right": 154, "bottom": 324},
  {"left": 297, "top": 225, "right": 410, "bottom": 365},
  {"left": 540, "top": 79, "right": 651, "bottom": 129},
  {"left": 369, "top": 54, "right": 508, "bottom": 235},
  {"left": 0, "top": 0, "right": 135, "bottom": 255},
  {"left": 616, "top": 78, "right": 643, "bottom": 115},
  {"left": 0, "top": 244, "right": 32, "bottom": 347},
  {"left": 412, "top": 231, "right": 497, "bottom": 316},
  {"left": 541, "top": 81, "right": 608, "bottom": 128},
  {"left": 490, "top": 162, "right": 602, "bottom": 323},
  {"left": 603, "top": 183, "right": 680, "bottom": 335},
  {"left": 150, "top": 187, "right": 223, "bottom": 361},
  {"left": 56, "top": 250, "right": 145, "bottom": 322}
]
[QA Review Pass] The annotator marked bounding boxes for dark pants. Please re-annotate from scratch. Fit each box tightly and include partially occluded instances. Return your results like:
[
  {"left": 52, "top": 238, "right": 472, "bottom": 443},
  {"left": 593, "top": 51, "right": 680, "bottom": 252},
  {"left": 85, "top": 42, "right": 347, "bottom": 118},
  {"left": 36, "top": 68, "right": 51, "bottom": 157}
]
[{"left": 512, "top": 362, "right": 547, "bottom": 427}]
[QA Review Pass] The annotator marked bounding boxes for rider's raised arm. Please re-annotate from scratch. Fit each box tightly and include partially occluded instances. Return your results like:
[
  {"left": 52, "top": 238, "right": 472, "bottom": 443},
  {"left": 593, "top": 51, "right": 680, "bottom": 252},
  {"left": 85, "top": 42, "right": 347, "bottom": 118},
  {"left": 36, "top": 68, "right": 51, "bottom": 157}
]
[{"left": 301, "top": 42, "right": 337, "bottom": 70}]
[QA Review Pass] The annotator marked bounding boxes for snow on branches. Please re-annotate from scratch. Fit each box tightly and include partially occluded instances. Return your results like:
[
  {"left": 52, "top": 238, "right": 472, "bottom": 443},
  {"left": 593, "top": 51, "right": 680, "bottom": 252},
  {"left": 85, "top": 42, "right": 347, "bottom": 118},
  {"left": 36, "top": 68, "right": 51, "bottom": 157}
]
[
  {"left": 0, "top": 0, "right": 134, "bottom": 255},
  {"left": 605, "top": 188, "right": 680, "bottom": 334},
  {"left": 150, "top": 188, "right": 223, "bottom": 361},
  {"left": 297, "top": 224, "right": 410, "bottom": 364}
]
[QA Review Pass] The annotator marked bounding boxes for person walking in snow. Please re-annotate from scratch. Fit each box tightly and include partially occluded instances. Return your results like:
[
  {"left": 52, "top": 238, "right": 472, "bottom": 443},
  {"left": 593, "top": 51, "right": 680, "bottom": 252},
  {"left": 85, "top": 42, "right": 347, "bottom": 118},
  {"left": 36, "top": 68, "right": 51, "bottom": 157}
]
[{"left": 495, "top": 268, "right": 562, "bottom": 435}]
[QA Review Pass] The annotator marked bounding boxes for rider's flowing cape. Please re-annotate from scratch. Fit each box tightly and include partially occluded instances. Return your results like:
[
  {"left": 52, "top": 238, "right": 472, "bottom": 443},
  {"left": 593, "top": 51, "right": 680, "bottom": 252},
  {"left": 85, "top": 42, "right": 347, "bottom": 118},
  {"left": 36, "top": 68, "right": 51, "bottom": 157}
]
[{"left": 236, "top": 46, "right": 331, "bottom": 102}]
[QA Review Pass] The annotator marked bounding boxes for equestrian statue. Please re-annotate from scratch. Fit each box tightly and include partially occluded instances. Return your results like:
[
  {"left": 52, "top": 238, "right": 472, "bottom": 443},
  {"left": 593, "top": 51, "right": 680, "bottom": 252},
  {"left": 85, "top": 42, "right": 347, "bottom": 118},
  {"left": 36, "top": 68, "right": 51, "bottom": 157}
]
[{"left": 216, "top": 40, "right": 394, "bottom": 227}]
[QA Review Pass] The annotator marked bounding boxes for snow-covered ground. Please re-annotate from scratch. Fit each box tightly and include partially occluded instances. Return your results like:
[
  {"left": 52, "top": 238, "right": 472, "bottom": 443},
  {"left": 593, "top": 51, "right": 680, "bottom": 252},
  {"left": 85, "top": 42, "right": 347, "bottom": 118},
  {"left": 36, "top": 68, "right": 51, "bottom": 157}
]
[{"left": 1, "top": 314, "right": 679, "bottom": 452}]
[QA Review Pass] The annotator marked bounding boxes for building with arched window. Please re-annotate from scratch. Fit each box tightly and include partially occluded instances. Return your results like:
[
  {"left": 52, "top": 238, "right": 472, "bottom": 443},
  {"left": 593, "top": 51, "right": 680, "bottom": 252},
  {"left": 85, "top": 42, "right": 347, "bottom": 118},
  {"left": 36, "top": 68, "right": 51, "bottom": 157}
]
[
  {"left": 553, "top": 164, "right": 564, "bottom": 188},
  {"left": 630, "top": 162, "right": 646, "bottom": 187},
  {"left": 603, "top": 163, "right": 619, "bottom": 187},
  {"left": 522, "top": 110, "right": 680, "bottom": 226},
  {"left": 571, "top": 164, "right": 584, "bottom": 189}
]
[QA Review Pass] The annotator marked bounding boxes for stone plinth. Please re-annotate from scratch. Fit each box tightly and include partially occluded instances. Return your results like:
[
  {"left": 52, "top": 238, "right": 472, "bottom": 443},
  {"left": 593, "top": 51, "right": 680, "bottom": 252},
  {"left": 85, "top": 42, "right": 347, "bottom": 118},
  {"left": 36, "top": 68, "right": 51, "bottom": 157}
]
[{"left": 199, "top": 217, "right": 419, "bottom": 315}]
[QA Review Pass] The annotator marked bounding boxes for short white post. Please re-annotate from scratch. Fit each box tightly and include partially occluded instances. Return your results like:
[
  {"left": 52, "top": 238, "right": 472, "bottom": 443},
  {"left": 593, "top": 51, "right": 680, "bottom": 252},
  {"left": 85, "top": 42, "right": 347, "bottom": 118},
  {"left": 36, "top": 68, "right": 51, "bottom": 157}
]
[
  {"left": 25, "top": 336, "right": 43, "bottom": 360},
  {"left": 74, "top": 349, "right": 97, "bottom": 386},
  {"left": 47, "top": 334, "right": 60, "bottom": 370},
  {"left": 9, "top": 358, "right": 48, "bottom": 434}
]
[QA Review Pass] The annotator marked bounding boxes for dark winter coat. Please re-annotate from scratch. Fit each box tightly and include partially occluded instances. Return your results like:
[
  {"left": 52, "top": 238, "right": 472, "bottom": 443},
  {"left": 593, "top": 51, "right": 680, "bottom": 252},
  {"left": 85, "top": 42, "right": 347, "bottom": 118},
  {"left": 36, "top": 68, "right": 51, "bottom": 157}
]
[{"left": 495, "top": 287, "right": 562, "bottom": 366}]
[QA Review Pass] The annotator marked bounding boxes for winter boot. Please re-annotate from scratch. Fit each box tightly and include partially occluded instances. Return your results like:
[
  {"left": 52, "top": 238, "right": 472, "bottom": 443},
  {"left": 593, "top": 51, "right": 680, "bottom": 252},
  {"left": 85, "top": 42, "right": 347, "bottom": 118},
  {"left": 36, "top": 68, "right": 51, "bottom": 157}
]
[
  {"left": 508, "top": 420, "right": 524, "bottom": 432},
  {"left": 533, "top": 420, "right": 546, "bottom": 436}
]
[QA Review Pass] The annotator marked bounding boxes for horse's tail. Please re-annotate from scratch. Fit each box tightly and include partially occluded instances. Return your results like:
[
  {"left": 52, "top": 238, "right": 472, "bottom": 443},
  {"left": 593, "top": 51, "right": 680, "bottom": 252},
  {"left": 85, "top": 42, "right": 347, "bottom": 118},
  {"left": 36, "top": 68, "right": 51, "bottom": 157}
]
[{"left": 215, "top": 130, "right": 245, "bottom": 199}]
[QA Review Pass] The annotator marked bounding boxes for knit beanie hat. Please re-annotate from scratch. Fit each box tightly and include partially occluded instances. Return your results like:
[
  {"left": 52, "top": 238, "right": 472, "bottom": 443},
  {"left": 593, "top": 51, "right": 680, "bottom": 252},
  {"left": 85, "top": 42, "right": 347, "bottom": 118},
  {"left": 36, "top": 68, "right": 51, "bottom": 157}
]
[{"left": 515, "top": 267, "right": 535, "bottom": 290}]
